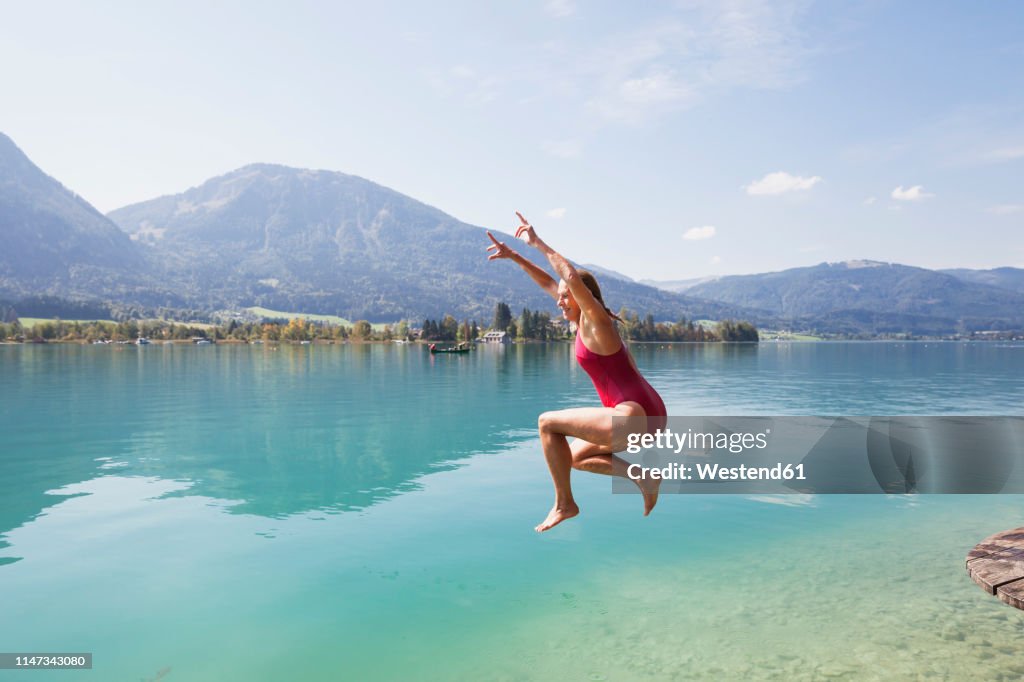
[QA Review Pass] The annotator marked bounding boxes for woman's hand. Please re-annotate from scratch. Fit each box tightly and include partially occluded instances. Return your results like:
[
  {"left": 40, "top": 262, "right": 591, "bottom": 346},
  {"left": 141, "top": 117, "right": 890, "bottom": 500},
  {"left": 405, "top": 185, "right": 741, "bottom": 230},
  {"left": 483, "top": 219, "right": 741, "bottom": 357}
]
[
  {"left": 514, "top": 211, "right": 541, "bottom": 249},
  {"left": 486, "top": 231, "right": 516, "bottom": 261},
  {"left": 486, "top": 224, "right": 560, "bottom": 299}
]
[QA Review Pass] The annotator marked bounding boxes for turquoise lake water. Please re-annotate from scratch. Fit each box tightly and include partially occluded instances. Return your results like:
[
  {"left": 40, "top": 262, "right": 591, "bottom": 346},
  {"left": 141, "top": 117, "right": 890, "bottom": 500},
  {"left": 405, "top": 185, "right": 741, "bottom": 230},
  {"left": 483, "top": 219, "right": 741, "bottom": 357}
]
[{"left": 2, "top": 341, "right": 1023, "bottom": 680}]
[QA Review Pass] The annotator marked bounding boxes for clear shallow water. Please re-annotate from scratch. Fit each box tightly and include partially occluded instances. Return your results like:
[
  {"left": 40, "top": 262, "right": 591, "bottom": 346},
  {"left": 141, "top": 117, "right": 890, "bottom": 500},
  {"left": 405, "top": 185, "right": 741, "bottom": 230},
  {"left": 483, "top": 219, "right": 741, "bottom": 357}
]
[{"left": 1, "top": 341, "right": 1023, "bottom": 681}]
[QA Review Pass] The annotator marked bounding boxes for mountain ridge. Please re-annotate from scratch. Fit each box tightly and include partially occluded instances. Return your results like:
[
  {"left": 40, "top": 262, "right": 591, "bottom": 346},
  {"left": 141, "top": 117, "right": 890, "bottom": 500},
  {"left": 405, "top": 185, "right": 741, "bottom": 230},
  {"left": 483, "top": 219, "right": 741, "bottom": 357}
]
[
  {"left": 3, "top": 130, "right": 1022, "bottom": 334},
  {"left": 0, "top": 132, "right": 149, "bottom": 299},
  {"left": 675, "top": 260, "right": 1024, "bottom": 330},
  {"left": 107, "top": 162, "right": 758, "bottom": 323},
  {"left": 940, "top": 267, "right": 1024, "bottom": 294}
]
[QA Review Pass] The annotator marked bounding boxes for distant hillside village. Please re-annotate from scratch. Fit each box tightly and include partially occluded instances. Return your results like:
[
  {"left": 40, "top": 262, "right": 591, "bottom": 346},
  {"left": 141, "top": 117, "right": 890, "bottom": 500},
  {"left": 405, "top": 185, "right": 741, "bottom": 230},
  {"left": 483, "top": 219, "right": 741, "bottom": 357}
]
[{"left": 0, "top": 302, "right": 760, "bottom": 344}]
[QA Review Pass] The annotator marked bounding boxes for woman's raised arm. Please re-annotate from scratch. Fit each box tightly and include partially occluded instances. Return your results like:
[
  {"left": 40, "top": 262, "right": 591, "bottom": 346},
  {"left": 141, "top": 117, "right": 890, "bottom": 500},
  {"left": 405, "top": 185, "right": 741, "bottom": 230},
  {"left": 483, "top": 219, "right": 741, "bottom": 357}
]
[
  {"left": 486, "top": 231, "right": 559, "bottom": 300},
  {"left": 512, "top": 212, "right": 607, "bottom": 322}
]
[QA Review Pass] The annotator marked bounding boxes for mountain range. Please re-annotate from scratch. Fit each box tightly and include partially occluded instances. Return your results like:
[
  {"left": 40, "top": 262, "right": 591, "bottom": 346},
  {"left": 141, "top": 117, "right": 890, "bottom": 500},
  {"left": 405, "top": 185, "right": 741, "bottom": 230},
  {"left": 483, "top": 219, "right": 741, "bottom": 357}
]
[
  {"left": 2, "top": 130, "right": 1022, "bottom": 335},
  {"left": 667, "top": 260, "right": 1024, "bottom": 333},
  {"left": 105, "top": 163, "right": 756, "bottom": 323},
  {"left": 0, "top": 133, "right": 752, "bottom": 325},
  {"left": 0, "top": 133, "right": 152, "bottom": 302},
  {"left": 938, "top": 267, "right": 1024, "bottom": 294}
]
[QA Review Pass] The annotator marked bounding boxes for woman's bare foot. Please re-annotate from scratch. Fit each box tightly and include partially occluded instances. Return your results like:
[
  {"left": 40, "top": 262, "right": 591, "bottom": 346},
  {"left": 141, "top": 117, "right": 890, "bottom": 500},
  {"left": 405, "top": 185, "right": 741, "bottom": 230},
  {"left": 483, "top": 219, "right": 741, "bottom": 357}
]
[
  {"left": 636, "top": 476, "right": 660, "bottom": 516},
  {"left": 535, "top": 502, "right": 580, "bottom": 532}
]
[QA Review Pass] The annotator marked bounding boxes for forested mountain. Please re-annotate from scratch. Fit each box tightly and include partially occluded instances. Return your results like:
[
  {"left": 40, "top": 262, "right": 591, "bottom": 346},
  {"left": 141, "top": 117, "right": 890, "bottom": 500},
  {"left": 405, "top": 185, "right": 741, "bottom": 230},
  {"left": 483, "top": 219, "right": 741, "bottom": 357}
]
[
  {"left": 679, "top": 260, "right": 1024, "bottom": 331},
  {"left": 3, "top": 129, "right": 1022, "bottom": 335},
  {"left": 941, "top": 267, "right": 1024, "bottom": 294},
  {"left": 107, "top": 164, "right": 757, "bottom": 323},
  {"left": 0, "top": 132, "right": 165, "bottom": 304}
]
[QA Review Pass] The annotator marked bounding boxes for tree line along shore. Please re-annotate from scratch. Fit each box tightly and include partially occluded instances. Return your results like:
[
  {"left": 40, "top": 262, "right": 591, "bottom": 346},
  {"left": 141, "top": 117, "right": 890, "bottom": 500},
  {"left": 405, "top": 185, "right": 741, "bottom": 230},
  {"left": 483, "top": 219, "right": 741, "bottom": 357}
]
[{"left": 0, "top": 302, "right": 760, "bottom": 344}]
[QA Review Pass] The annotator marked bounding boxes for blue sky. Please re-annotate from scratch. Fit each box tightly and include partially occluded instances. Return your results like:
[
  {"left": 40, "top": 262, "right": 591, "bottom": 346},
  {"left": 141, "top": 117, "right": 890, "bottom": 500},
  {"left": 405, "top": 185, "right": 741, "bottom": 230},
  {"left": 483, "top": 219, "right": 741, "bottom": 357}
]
[{"left": 2, "top": 1, "right": 1022, "bottom": 279}]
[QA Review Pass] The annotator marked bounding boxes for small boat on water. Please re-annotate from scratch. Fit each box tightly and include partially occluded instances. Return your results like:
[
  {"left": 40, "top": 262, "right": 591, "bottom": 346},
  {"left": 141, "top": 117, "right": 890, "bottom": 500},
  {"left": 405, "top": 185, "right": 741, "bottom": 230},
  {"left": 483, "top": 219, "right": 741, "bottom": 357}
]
[
  {"left": 429, "top": 342, "right": 472, "bottom": 354},
  {"left": 135, "top": 337, "right": 151, "bottom": 345}
]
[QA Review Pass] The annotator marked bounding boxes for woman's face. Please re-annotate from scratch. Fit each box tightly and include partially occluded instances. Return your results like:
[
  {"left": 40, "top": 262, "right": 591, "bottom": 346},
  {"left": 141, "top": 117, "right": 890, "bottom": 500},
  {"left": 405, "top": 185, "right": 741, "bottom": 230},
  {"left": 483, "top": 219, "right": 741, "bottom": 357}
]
[{"left": 557, "top": 280, "right": 581, "bottom": 322}]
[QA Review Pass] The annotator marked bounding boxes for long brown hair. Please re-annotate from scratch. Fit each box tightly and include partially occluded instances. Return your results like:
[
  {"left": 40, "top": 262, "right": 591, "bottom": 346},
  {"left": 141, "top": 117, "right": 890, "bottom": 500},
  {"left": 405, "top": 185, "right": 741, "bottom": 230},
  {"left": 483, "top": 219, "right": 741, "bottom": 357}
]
[{"left": 577, "top": 269, "right": 623, "bottom": 322}]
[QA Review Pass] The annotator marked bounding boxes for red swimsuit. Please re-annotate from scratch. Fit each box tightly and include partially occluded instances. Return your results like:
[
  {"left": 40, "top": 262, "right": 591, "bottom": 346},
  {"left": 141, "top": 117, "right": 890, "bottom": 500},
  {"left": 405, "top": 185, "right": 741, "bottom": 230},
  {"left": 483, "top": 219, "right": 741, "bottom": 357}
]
[{"left": 574, "top": 333, "right": 667, "bottom": 430}]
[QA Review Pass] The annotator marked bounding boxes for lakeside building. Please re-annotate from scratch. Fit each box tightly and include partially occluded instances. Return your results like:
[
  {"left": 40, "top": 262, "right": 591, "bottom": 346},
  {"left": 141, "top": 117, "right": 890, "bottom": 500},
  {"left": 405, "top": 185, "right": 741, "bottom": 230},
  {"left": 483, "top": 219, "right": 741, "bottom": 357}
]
[{"left": 480, "top": 331, "right": 510, "bottom": 344}]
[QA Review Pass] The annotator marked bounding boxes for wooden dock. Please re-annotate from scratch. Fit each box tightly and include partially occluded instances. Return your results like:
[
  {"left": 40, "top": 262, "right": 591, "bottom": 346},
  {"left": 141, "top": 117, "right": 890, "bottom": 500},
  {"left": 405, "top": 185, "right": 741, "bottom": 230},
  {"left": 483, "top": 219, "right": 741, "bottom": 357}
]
[{"left": 966, "top": 527, "right": 1024, "bottom": 610}]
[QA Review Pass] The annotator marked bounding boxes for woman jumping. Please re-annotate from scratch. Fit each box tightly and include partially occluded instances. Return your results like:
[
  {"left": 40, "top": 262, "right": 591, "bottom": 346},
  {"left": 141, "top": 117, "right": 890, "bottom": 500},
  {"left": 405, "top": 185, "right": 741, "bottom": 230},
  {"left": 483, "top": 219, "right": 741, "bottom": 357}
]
[{"left": 487, "top": 212, "right": 667, "bottom": 532}]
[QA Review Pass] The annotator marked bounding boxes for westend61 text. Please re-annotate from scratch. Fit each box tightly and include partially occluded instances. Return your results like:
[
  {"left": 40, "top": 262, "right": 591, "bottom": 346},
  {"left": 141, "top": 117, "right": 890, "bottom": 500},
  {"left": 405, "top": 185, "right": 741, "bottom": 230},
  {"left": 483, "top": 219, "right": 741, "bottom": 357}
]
[
  {"left": 626, "top": 462, "right": 807, "bottom": 482},
  {"left": 625, "top": 427, "right": 770, "bottom": 454}
]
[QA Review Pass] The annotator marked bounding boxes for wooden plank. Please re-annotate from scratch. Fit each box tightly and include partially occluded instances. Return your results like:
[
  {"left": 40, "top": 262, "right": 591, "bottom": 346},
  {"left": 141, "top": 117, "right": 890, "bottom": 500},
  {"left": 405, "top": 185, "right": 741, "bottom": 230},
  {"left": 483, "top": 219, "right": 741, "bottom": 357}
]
[
  {"left": 997, "top": 579, "right": 1024, "bottom": 610},
  {"left": 965, "top": 527, "right": 1024, "bottom": 565},
  {"left": 967, "top": 527, "right": 1024, "bottom": 609},
  {"left": 967, "top": 541, "right": 1016, "bottom": 565},
  {"left": 969, "top": 548, "right": 1024, "bottom": 594}
]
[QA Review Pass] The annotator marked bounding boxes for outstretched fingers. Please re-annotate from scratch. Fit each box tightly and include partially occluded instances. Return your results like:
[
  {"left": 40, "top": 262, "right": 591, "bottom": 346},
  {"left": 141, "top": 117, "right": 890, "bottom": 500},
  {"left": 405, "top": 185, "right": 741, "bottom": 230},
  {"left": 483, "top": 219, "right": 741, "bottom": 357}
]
[{"left": 486, "top": 231, "right": 513, "bottom": 260}]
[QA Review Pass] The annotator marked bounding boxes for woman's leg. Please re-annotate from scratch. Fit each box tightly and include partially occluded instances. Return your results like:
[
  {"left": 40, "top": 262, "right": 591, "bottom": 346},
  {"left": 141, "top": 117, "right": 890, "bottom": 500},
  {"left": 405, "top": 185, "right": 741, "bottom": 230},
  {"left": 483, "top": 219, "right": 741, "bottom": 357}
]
[
  {"left": 534, "top": 401, "right": 656, "bottom": 531},
  {"left": 570, "top": 438, "right": 631, "bottom": 476},
  {"left": 570, "top": 438, "right": 660, "bottom": 517}
]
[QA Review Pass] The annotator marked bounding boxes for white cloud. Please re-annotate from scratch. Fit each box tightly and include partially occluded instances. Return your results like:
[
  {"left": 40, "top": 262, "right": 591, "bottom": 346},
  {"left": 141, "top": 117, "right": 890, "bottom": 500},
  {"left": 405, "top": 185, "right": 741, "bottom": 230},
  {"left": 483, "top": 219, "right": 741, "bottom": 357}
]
[
  {"left": 546, "top": 207, "right": 567, "bottom": 219},
  {"left": 744, "top": 171, "right": 822, "bottom": 196},
  {"left": 988, "top": 204, "right": 1024, "bottom": 215},
  {"left": 619, "top": 69, "right": 693, "bottom": 106},
  {"left": 710, "top": 255, "right": 722, "bottom": 265},
  {"left": 983, "top": 145, "right": 1024, "bottom": 162},
  {"left": 683, "top": 225, "right": 716, "bottom": 240},
  {"left": 541, "top": 139, "right": 582, "bottom": 159},
  {"left": 544, "top": 0, "right": 575, "bottom": 18},
  {"left": 698, "top": 4, "right": 808, "bottom": 91},
  {"left": 590, "top": 59, "right": 697, "bottom": 122},
  {"left": 582, "top": 2, "right": 812, "bottom": 123},
  {"left": 425, "top": 3, "right": 813, "bottom": 133},
  {"left": 863, "top": 196, "right": 876, "bottom": 205},
  {"left": 891, "top": 185, "right": 934, "bottom": 201},
  {"left": 424, "top": 2, "right": 813, "bottom": 132}
]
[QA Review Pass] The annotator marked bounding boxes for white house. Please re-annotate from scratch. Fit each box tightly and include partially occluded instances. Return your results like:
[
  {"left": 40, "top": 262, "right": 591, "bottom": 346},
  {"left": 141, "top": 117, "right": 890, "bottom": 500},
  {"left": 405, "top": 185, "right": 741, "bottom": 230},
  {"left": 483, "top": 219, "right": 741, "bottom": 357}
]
[{"left": 481, "top": 330, "right": 510, "bottom": 344}]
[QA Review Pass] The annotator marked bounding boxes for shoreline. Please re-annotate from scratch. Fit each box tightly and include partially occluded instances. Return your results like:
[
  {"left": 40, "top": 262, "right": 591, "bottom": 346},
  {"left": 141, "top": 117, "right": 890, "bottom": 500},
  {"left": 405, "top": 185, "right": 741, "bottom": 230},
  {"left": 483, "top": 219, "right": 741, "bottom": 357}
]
[{"left": 1, "top": 338, "right": 1021, "bottom": 346}]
